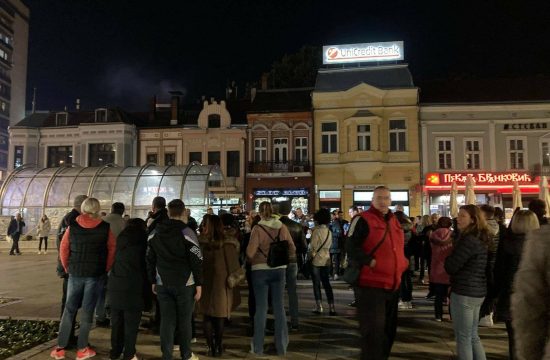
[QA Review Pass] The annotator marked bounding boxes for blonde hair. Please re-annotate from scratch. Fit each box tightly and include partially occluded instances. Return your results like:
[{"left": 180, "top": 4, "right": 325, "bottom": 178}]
[
  {"left": 511, "top": 210, "right": 540, "bottom": 235},
  {"left": 80, "top": 198, "right": 101, "bottom": 218},
  {"left": 421, "top": 214, "right": 432, "bottom": 227}
]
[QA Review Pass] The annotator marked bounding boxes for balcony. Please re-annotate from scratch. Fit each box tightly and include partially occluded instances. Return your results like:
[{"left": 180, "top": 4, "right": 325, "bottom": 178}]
[{"left": 248, "top": 160, "right": 311, "bottom": 174}]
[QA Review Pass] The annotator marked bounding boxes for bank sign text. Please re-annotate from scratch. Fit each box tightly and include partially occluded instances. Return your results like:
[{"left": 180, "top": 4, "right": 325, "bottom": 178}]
[{"left": 323, "top": 41, "right": 404, "bottom": 64}]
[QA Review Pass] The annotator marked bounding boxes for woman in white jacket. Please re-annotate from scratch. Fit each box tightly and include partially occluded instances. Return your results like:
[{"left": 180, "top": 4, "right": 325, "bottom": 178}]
[
  {"left": 37, "top": 214, "right": 51, "bottom": 254},
  {"left": 309, "top": 208, "right": 335, "bottom": 315}
]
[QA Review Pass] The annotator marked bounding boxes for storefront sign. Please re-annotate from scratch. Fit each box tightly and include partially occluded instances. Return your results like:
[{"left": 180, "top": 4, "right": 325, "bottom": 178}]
[
  {"left": 426, "top": 172, "right": 533, "bottom": 186},
  {"left": 254, "top": 188, "right": 308, "bottom": 197},
  {"left": 322, "top": 41, "right": 404, "bottom": 64},
  {"left": 503, "top": 123, "right": 548, "bottom": 130}
]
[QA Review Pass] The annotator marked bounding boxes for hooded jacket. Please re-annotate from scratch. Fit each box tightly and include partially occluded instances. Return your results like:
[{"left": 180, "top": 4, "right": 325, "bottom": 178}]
[
  {"left": 429, "top": 228, "right": 453, "bottom": 285},
  {"left": 246, "top": 217, "right": 296, "bottom": 270},
  {"left": 146, "top": 219, "right": 203, "bottom": 287},
  {"left": 59, "top": 214, "right": 117, "bottom": 276}
]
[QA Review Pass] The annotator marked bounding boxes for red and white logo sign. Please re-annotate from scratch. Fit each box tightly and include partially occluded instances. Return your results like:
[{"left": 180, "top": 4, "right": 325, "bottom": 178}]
[{"left": 326, "top": 47, "right": 339, "bottom": 59}]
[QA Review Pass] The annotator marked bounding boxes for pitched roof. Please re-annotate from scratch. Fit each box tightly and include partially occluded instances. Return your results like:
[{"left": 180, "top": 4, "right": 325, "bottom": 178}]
[
  {"left": 249, "top": 88, "right": 313, "bottom": 113},
  {"left": 13, "top": 108, "right": 146, "bottom": 128},
  {"left": 315, "top": 64, "right": 415, "bottom": 92}
]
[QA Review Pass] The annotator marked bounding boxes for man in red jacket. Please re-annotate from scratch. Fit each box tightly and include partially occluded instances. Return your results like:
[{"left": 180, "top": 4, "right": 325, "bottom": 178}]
[{"left": 346, "top": 186, "right": 409, "bottom": 360}]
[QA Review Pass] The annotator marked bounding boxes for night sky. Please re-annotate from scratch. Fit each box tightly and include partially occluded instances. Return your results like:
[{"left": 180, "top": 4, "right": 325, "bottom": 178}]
[{"left": 24, "top": 0, "right": 550, "bottom": 111}]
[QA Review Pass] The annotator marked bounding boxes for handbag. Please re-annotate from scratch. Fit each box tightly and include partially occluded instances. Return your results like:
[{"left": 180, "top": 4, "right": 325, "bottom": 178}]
[
  {"left": 224, "top": 245, "right": 245, "bottom": 289},
  {"left": 304, "top": 230, "right": 331, "bottom": 276},
  {"left": 343, "top": 222, "right": 390, "bottom": 285},
  {"left": 257, "top": 225, "right": 289, "bottom": 267}
]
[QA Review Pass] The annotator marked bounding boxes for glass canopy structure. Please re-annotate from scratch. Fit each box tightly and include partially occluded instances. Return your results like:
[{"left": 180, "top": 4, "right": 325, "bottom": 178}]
[{"left": 0, "top": 163, "right": 225, "bottom": 232}]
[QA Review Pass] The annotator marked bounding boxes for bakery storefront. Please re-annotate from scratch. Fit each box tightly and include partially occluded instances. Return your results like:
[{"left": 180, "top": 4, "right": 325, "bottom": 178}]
[{"left": 424, "top": 171, "right": 539, "bottom": 220}]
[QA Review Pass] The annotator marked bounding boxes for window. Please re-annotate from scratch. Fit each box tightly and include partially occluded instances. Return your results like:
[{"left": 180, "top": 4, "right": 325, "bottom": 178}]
[
  {"left": 273, "top": 138, "right": 288, "bottom": 162},
  {"left": 508, "top": 138, "right": 526, "bottom": 170},
  {"left": 226, "top": 151, "right": 240, "bottom": 177},
  {"left": 189, "top": 152, "right": 202, "bottom": 163},
  {"left": 436, "top": 138, "right": 454, "bottom": 169},
  {"left": 56, "top": 113, "right": 68, "bottom": 126},
  {"left": 164, "top": 153, "right": 176, "bottom": 166},
  {"left": 295, "top": 137, "right": 308, "bottom": 162},
  {"left": 321, "top": 122, "right": 337, "bottom": 153},
  {"left": 464, "top": 139, "right": 482, "bottom": 169},
  {"left": 208, "top": 151, "right": 220, "bottom": 166},
  {"left": 254, "top": 138, "right": 267, "bottom": 162},
  {"left": 146, "top": 153, "right": 158, "bottom": 164},
  {"left": 13, "top": 145, "right": 23, "bottom": 168},
  {"left": 208, "top": 114, "right": 221, "bottom": 128},
  {"left": 542, "top": 141, "right": 550, "bottom": 167},
  {"left": 357, "top": 125, "right": 371, "bottom": 151},
  {"left": 389, "top": 119, "right": 406, "bottom": 152},
  {"left": 88, "top": 143, "right": 115, "bottom": 166},
  {"left": 95, "top": 109, "right": 107, "bottom": 122},
  {"left": 47, "top": 146, "right": 73, "bottom": 167}
]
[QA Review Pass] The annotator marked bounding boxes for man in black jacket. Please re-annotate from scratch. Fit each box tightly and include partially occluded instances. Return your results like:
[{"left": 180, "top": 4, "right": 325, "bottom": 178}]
[
  {"left": 277, "top": 200, "right": 307, "bottom": 331},
  {"left": 147, "top": 196, "right": 169, "bottom": 235},
  {"left": 7, "top": 213, "right": 25, "bottom": 255},
  {"left": 147, "top": 199, "right": 203, "bottom": 360}
]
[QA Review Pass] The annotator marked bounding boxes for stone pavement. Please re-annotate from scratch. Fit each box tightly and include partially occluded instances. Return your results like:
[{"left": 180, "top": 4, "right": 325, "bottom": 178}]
[{"left": 0, "top": 251, "right": 508, "bottom": 359}]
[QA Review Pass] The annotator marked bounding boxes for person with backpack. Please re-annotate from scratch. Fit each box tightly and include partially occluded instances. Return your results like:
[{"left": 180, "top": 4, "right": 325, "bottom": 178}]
[
  {"left": 146, "top": 199, "right": 203, "bottom": 360},
  {"left": 246, "top": 201, "right": 295, "bottom": 357},
  {"left": 310, "top": 208, "right": 336, "bottom": 315}
]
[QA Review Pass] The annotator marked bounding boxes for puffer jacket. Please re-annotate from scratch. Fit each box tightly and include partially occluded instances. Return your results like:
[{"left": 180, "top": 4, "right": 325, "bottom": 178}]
[
  {"left": 429, "top": 228, "right": 453, "bottom": 285},
  {"left": 444, "top": 232, "right": 488, "bottom": 298},
  {"left": 493, "top": 231, "right": 525, "bottom": 321},
  {"left": 512, "top": 227, "right": 550, "bottom": 360}
]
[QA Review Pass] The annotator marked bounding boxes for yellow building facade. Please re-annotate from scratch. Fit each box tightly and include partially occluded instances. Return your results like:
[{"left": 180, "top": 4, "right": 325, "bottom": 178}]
[{"left": 312, "top": 65, "right": 421, "bottom": 217}]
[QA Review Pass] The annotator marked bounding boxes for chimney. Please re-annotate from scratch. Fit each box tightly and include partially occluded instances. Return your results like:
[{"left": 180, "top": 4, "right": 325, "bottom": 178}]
[
  {"left": 261, "top": 73, "right": 269, "bottom": 90},
  {"left": 149, "top": 95, "right": 157, "bottom": 122},
  {"left": 169, "top": 91, "right": 183, "bottom": 125},
  {"left": 75, "top": 98, "right": 81, "bottom": 111}
]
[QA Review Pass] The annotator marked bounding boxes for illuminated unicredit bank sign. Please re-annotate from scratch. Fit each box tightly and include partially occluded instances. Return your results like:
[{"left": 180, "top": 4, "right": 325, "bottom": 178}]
[{"left": 322, "top": 41, "right": 404, "bottom": 64}]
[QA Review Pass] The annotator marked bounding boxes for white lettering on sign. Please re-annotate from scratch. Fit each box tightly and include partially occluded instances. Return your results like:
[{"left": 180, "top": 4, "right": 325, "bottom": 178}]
[
  {"left": 323, "top": 41, "right": 404, "bottom": 64},
  {"left": 442, "top": 173, "right": 532, "bottom": 185}
]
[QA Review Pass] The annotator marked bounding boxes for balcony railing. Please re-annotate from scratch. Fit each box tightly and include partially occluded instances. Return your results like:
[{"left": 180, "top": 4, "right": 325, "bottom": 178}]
[{"left": 248, "top": 160, "right": 311, "bottom": 174}]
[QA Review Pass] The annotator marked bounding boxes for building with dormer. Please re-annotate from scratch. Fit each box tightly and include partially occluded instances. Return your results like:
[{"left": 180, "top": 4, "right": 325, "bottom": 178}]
[
  {"left": 8, "top": 108, "right": 141, "bottom": 169},
  {"left": 312, "top": 64, "right": 421, "bottom": 215},
  {"left": 138, "top": 96, "right": 248, "bottom": 206}
]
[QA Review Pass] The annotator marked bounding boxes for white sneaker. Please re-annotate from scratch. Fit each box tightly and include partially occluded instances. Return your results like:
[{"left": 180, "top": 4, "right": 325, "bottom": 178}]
[
  {"left": 333, "top": 274, "right": 339, "bottom": 280},
  {"left": 187, "top": 353, "right": 199, "bottom": 360},
  {"left": 37, "top": 251, "right": 41, "bottom": 254},
  {"left": 190, "top": 337, "right": 197, "bottom": 343},
  {"left": 407, "top": 301, "right": 413, "bottom": 309},
  {"left": 479, "top": 314, "right": 494, "bottom": 327},
  {"left": 398, "top": 301, "right": 413, "bottom": 310},
  {"left": 44, "top": 250, "right": 48, "bottom": 254}
]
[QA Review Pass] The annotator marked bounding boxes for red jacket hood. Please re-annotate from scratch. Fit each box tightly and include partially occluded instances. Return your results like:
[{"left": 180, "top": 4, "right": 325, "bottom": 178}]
[{"left": 75, "top": 214, "right": 105, "bottom": 228}]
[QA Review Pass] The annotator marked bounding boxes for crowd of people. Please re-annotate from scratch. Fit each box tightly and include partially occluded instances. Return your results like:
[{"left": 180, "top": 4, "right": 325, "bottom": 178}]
[{"left": 5, "top": 186, "right": 547, "bottom": 359}]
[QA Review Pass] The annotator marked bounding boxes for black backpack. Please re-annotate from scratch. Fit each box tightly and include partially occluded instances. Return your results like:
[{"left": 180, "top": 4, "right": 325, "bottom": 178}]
[{"left": 257, "top": 225, "right": 289, "bottom": 267}]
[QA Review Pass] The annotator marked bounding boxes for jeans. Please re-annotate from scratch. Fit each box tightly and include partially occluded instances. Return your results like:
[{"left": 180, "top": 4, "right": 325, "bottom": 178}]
[
  {"left": 110, "top": 308, "right": 142, "bottom": 360},
  {"left": 432, "top": 283, "right": 449, "bottom": 320},
  {"left": 285, "top": 262, "right": 299, "bottom": 327},
  {"left": 450, "top": 292, "right": 487, "bottom": 360},
  {"left": 156, "top": 284, "right": 195, "bottom": 360},
  {"left": 357, "top": 286, "right": 399, "bottom": 360},
  {"left": 95, "top": 274, "right": 109, "bottom": 322},
  {"left": 39, "top": 236, "right": 48, "bottom": 251},
  {"left": 330, "top": 253, "right": 341, "bottom": 276},
  {"left": 9, "top": 233, "right": 20, "bottom": 254},
  {"left": 251, "top": 268, "right": 288, "bottom": 356},
  {"left": 400, "top": 270, "right": 413, "bottom": 302},
  {"left": 58, "top": 276, "right": 101, "bottom": 349},
  {"left": 311, "top": 265, "right": 334, "bottom": 304}
]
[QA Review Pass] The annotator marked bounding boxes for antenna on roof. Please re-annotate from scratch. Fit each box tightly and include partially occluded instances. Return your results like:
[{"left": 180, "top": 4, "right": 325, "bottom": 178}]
[{"left": 31, "top": 87, "right": 36, "bottom": 114}]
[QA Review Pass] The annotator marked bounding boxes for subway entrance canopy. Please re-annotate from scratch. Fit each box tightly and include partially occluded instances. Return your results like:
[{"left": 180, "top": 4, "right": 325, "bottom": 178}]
[{"left": 0, "top": 163, "right": 225, "bottom": 231}]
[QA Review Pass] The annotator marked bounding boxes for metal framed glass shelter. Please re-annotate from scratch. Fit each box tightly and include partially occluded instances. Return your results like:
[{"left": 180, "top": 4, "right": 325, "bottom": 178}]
[{"left": 0, "top": 163, "right": 225, "bottom": 232}]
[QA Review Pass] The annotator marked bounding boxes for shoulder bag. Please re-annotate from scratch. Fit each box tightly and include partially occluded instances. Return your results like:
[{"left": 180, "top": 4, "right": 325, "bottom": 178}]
[
  {"left": 304, "top": 229, "right": 331, "bottom": 277},
  {"left": 224, "top": 244, "right": 245, "bottom": 288},
  {"left": 343, "top": 222, "right": 390, "bottom": 285}
]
